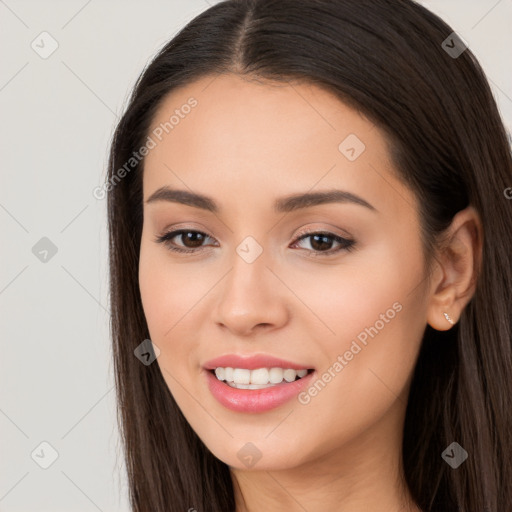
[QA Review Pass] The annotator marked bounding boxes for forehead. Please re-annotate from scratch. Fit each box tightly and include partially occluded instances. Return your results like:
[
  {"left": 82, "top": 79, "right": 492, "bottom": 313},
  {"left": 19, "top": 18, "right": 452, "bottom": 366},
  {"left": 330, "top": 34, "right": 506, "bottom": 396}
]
[
  {"left": 145, "top": 73, "right": 375, "bottom": 163},
  {"left": 142, "top": 73, "right": 414, "bottom": 219}
]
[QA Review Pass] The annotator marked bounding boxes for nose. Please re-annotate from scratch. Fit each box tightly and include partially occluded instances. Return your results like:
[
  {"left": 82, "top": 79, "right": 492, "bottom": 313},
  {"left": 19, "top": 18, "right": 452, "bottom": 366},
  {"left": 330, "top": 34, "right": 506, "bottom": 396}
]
[{"left": 212, "top": 251, "right": 290, "bottom": 337}]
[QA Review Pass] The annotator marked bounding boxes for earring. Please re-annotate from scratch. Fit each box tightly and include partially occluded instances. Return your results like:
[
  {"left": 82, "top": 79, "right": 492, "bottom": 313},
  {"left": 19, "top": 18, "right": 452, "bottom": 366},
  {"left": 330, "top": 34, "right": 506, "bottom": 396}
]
[{"left": 443, "top": 312, "right": 455, "bottom": 325}]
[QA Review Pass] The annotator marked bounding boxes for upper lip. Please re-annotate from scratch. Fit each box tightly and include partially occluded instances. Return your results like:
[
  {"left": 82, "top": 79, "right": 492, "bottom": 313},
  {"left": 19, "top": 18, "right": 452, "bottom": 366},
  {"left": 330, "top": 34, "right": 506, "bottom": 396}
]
[{"left": 203, "top": 354, "right": 313, "bottom": 371}]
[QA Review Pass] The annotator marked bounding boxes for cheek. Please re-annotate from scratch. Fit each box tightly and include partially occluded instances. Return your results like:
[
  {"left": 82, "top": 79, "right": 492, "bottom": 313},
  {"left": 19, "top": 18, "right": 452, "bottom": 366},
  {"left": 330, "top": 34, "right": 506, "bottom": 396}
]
[
  {"left": 138, "top": 241, "right": 217, "bottom": 435},
  {"left": 297, "top": 236, "right": 426, "bottom": 399},
  {"left": 138, "top": 244, "right": 195, "bottom": 402},
  {"left": 295, "top": 238, "right": 423, "bottom": 347},
  {"left": 311, "top": 236, "right": 426, "bottom": 392},
  {"left": 138, "top": 238, "right": 215, "bottom": 385},
  {"left": 138, "top": 244, "right": 171, "bottom": 337},
  {"left": 139, "top": 240, "right": 200, "bottom": 340}
]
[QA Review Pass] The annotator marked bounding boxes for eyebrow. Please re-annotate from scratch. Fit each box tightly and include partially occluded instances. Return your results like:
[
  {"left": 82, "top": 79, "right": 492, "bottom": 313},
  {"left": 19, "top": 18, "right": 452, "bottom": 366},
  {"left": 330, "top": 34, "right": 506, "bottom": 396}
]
[{"left": 145, "top": 186, "right": 377, "bottom": 213}]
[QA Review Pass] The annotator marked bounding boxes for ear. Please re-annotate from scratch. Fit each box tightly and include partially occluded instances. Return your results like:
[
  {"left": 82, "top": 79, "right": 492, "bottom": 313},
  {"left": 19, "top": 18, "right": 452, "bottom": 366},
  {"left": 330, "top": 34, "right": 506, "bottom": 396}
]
[{"left": 426, "top": 205, "right": 483, "bottom": 331}]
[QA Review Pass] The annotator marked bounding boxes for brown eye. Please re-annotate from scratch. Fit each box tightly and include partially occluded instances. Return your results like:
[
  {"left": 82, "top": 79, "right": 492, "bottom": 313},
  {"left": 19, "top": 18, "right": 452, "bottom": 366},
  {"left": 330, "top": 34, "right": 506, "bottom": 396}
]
[
  {"left": 155, "top": 228, "right": 355, "bottom": 257},
  {"left": 291, "top": 231, "right": 355, "bottom": 256},
  {"left": 177, "top": 231, "right": 207, "bottom": 248},
  {"left": 155, "top": 229, "right": 214, "bottom": 253}
]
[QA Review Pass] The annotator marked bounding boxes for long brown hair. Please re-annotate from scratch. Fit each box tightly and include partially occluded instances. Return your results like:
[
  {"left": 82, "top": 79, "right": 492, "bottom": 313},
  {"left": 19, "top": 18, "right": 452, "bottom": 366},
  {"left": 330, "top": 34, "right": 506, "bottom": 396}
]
[{"left": 106, "top": 1, "right": 512, "bottom": 510}]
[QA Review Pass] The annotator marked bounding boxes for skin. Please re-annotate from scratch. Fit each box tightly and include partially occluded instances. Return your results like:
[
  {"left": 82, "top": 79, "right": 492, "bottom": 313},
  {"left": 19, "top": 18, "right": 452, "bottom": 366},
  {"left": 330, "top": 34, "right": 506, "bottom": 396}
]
[{"left": 138, "top": 73, "right": 482, "bottom": 512}]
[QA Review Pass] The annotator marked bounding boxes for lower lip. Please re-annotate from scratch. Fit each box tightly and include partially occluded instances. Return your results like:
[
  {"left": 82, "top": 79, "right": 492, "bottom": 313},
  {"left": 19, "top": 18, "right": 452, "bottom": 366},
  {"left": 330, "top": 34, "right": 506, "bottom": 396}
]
[{"left": 204, "top": 369, "right": 316, "bottom": 413}]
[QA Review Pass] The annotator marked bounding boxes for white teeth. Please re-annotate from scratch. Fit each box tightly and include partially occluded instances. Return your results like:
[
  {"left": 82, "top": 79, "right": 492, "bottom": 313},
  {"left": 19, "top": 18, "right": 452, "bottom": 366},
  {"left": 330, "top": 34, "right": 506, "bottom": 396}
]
[
  {"left": 269, "top": 367, "right": 284, "bottom": 383},
  {"left": 250, "top": 368, "right": 269, "bottom": 385},
  {"left": 283, "top": 369, "right": 298, "bottom": 382},
  {"left": 226, "top": 382, "right": 275, "bottom": 389},
  {"left": 213, "top": 367, "right": 310, "bottom": 386},
  {"left": 232, "top": 368, "right": 251, "bottom": 384},
  {"left": 224, "top": 367, "right": 234, "bottom": 382}
]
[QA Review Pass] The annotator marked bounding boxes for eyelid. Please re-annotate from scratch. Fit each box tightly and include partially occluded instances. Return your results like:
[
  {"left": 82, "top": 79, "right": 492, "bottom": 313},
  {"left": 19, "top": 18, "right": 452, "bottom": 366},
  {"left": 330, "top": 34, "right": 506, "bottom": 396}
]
[{"left": 292, "top": 223, "right": 353, "bottom": 241}]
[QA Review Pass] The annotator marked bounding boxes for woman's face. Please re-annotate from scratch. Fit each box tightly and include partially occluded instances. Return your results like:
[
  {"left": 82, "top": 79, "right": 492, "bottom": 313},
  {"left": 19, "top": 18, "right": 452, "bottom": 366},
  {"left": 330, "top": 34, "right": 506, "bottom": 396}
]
[{"left": 139, "top": 73, "right": 431, "bottom": 471}]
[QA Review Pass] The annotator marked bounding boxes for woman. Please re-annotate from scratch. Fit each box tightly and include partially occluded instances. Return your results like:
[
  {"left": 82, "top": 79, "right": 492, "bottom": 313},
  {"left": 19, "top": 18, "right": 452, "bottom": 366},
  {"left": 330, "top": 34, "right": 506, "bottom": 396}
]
[{"left": 106, "top": 0, "right": 512, "bottom": 510}]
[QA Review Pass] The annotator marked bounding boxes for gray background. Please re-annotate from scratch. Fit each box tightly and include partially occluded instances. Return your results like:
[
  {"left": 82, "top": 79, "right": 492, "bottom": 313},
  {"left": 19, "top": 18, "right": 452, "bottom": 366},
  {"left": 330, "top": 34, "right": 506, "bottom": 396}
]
[{"left": 1, "top": 1, "right": 511, "bottom": 510}]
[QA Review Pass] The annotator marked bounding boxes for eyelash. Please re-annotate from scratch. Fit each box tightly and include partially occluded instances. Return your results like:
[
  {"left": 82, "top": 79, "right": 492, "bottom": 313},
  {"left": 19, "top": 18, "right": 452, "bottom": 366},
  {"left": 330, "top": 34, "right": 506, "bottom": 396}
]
[{"left": 154, "top": 228, "right": 356, "bottom": 257}]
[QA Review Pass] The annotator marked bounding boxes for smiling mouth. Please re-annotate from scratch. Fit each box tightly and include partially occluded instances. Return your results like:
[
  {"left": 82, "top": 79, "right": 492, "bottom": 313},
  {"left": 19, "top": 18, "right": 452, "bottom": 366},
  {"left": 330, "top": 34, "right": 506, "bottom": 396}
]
[{"left": 209, "top": 367, "right": 315, "bottom": 389}]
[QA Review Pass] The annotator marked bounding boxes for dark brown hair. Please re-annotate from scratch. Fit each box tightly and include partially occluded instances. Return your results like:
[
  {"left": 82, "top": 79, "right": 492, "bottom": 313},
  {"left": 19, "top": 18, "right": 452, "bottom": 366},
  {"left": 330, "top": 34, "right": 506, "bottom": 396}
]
[{"left": 106, "top": 1, "right": 512, "bottom": 510}]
